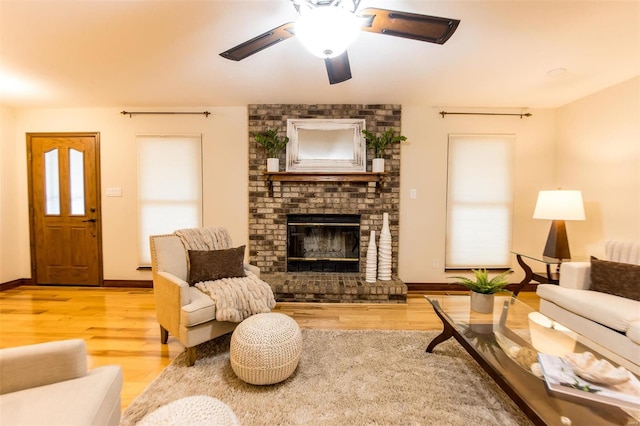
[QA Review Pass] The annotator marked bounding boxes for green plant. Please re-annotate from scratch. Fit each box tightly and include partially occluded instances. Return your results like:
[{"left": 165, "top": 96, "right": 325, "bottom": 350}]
[
  {"left": 448, "top": 268, "right": 512, "bottom": 294},
  {"left": 253, "top": 128, "right": 289, "bottom": 158},
  {"left": 362, "top": 128, "right": 407, "bottom": 158}
]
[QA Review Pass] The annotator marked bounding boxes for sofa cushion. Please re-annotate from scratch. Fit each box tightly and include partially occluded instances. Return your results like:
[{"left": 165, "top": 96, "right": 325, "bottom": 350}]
[
  {"left": 188, "top": 246, "right": 246, "bottom": 285},
  {"left": 537, "top": 284, "right": 640, "bottom": 333},
  {"left": 590, "top": 256, "right": 640, "bottom": 301},
  {"left": 180, "top": 287, "right": 217, "bottom": 327},
  {"left": 628, "top": 321, "right": 640, "bottom": 345}
]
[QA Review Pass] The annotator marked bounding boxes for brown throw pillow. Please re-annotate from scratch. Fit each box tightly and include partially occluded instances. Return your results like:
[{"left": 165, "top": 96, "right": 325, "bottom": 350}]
[
  {"left": 590, "top": 256, "right": 640, "bottom": 301},
  {"left": 188, "top": 245, "right": 246, "bottom": 285}
]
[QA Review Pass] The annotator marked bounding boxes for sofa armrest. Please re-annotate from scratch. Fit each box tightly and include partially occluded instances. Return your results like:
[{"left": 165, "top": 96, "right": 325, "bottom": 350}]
[
  {"left": 559, "top": 262, "right": 591, "bottom": 290},
  {"left": 0, "top": 339, "right": 87, "bottom": 395},
  {"left": 244, "top": 263, "right": 260, "bottom": 278}
]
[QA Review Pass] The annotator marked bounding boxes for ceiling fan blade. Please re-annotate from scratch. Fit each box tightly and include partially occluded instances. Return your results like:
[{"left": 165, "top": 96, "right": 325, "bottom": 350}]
[
  {"left": 220, "top": 22, "right": 295, "bottom": 61},
  {"left": 325, "top": 52, "right": 352, "bottom": 85},
  {"left": 359, "top": 7, "right": 459, "bottom": 44}
]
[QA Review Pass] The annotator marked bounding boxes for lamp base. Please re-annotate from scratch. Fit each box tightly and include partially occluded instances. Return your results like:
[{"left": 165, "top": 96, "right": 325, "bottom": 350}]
[{"left": 543, "top": 220, "right": 571, "bottom": 260}]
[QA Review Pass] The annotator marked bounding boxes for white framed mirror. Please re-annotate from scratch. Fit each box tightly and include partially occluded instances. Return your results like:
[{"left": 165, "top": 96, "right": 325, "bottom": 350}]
[{"left": 286, "top": 119, "right": 366, "bottom": 172}]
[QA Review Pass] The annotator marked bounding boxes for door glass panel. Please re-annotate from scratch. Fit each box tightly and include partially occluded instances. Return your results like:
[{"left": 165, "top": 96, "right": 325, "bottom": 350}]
[
  {"left": 44, "top": 149, "right": 61, "bottom": 215},
  {"left": 69, "top": 149, "right": 85, "bottom": 215}
]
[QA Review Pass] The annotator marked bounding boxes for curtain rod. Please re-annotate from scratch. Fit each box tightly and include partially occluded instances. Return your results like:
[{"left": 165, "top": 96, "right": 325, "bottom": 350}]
[
  {"left": 439, "top": 111, "right": 532, "bottom": 119},
  {"left": 121, "top": 111, "right": 211, "bottom": 118}
]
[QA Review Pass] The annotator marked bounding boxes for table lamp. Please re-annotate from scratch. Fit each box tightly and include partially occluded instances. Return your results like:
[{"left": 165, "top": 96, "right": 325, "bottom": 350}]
[{"left": 533, "top": 190, "right": 585, "bottom": 260}]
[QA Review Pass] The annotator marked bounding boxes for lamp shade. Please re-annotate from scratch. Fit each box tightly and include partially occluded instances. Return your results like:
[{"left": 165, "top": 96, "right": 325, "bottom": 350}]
[
  {"left": 295, "top": 7, "right": 361, "bottom": 58},
  {"left": 533, "top": 190, "right": 585, "bottom": 221}
]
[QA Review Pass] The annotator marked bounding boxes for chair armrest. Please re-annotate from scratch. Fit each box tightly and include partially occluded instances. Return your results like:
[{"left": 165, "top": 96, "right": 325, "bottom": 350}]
[
  {"left": 244, "top": 263, "right": 260, "bottom": 278},
  {"left": 0, "top": 339, "right": 87, "bottom": 395},
  {"left": 153, "top": 271, "right": 191, "bottom": 337},
  {"left": 559, "top": 262, "right": 591, "bottom": 290}
]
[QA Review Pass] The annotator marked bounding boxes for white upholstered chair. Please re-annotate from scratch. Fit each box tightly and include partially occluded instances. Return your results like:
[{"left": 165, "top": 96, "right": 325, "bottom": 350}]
[{"left": 150, "top": 227, "right": 263, "bottom": 366}]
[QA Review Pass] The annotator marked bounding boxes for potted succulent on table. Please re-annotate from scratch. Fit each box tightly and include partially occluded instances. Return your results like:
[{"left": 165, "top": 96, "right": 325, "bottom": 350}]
[
  {"left": 362, "top": 128, "right": 406, "bottom": 173},
  {"left": 253, "top": 128, "right": 289, "bottom": 172},
  {"left": 448, "top": 268, "right": 512, "bottom": 313}
]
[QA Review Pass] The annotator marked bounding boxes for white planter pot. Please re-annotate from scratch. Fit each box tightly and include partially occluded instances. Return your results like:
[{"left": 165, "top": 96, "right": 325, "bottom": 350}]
[
  {"left": 470, "top": 291, "right": 494, "bottom": 314},
  {"left": 266, "top": 158, "right": 279, "bottom": 172},
  {"left": 372, "top": 158, "right": 385, "bottom": 173}
]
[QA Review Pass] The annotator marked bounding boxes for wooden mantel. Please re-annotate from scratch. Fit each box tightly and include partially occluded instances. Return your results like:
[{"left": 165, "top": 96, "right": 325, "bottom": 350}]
[{"left": 264, "top": 172, "right": 387, "bottom": 197}]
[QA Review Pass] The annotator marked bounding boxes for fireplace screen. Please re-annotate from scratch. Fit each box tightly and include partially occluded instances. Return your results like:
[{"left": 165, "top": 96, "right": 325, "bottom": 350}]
[{"left": 287, "top": 214, "right": 360, "bottom": 272}]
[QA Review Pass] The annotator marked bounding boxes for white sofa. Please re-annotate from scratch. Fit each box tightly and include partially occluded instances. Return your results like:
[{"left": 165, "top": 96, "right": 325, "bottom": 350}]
[
  {"left": 0, "top": 339, "right": 122, "bottom": 426},
  {"left": 536, "top": 240, "right": 640, "bottom": 374}
]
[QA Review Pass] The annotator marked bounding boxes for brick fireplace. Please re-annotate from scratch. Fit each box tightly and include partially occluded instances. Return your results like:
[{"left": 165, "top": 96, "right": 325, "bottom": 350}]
[{"left": 248, "top": 104, "right": 406, "bottom": 302}]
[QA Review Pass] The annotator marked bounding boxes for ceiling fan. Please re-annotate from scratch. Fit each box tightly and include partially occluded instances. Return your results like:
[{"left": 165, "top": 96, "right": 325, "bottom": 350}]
[{"left": 220, "top": 0, "right": 460, "bottom": 85}]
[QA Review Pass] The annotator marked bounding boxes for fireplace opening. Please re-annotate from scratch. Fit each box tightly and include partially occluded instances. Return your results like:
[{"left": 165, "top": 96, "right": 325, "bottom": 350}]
[{"left": 287, "top": 214, "right": 360, "bottom": 272}]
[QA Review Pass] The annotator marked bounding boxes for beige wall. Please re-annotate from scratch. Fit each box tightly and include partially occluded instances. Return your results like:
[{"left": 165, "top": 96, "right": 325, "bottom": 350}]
[
  {"left": 1, "top": 79, "right": 638, "bottom": 284},
  {"left": 0, "top": 105, "right": 25, "bottom": 282},
  {"left": 555, "top": 77, "right": 640, "bottom": 258},
  {"left": 5, "top": 107, "right": 248, "bottom": 282},
  {"left": 398, "top": 107, "right": 557, "bottom": 282}
]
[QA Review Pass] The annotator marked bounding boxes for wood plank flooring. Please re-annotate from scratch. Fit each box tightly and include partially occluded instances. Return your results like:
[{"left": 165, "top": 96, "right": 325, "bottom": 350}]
[{"left": 0, "top": 286, "right": 539, "bottom": 411}]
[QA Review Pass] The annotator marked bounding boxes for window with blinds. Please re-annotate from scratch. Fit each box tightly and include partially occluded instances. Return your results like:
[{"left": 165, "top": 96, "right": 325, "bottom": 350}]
[
  {"left": 137, "top": 135, "right": 203, "bottom": 266},
  {"left": 445, "top": 134, "right": 515, "bottom": 269}
]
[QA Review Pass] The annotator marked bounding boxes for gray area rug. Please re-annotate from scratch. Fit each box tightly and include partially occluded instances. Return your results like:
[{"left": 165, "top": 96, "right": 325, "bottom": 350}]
[{"left": 121, "top": 329, "right": 532, "bottom": 425}]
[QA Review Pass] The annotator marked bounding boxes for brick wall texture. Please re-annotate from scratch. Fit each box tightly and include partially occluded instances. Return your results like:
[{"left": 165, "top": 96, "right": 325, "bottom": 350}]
[{"left": 248, "top": 104, "right": 402, "bottom": 275}]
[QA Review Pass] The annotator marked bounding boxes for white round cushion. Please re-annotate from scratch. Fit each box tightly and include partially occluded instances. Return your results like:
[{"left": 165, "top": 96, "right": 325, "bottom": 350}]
[
  {"left": 137, "top": 395, "right": 239, "bottom": 426},
  {"left": 230, "top": 312, "right": 302, "bottom": 385}
]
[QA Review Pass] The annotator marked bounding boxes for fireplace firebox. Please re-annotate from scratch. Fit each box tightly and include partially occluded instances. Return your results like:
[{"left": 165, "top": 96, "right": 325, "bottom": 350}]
[{"left": 287, "top": 214, "right": 360, "bottom": 272}]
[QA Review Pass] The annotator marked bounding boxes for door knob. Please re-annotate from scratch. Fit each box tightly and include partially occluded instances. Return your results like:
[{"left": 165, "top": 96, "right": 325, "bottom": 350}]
[{"left": 83, "top": 218, "right": 97, "bottom": 223}]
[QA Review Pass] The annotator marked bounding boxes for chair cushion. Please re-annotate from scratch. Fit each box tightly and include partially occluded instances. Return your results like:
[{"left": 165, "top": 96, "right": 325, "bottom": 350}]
[
  {"left": 590, "top": 256, "right": 640, "bottom": 301},
  {"left": 188, "top": 246, "right": 246, "bottom": 285},
  {"left": 536, "top": 284, "right": 640, "bottom": 333},
  {"left": 180, "top": 288, "right": 217, "bottom": 327}
]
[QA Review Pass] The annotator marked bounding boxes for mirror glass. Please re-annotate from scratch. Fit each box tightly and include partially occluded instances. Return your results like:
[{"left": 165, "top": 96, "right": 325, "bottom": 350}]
[{"left": 286, "top": 119, "right": 366, "bottom": 172}]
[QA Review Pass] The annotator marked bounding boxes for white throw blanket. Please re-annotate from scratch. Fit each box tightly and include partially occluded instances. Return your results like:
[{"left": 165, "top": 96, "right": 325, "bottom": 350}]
[
  {"left": 196, "top": 271, "right": 275, "bottom": 323},
  {"left": 175, "top": 227, "right": 276, "bottom": 323},
  {"left": 175, "top": 227, "right": 232, "bottom": 251}
]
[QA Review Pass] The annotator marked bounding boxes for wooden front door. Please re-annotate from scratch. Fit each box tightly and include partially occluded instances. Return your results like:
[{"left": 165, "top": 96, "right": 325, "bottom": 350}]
[{"left": 27, "top": 133, "right": 103, "bottom": 286}]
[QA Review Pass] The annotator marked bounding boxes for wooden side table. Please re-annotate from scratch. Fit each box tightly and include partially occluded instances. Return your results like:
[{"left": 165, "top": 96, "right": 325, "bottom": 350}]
[{"left": 511, "top": 252, "right": 562, "bottom": 297}]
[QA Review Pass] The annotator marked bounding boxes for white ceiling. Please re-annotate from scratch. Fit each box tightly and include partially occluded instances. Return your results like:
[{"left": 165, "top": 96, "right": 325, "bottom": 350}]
[{"left": 1, "top": 0, "right": 638, "bottom": 109}]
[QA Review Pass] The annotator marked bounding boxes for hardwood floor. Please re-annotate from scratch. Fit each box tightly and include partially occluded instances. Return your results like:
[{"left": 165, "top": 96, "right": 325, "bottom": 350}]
[{"left": 0, "top": 286, "right": 540, "bottom": 411}]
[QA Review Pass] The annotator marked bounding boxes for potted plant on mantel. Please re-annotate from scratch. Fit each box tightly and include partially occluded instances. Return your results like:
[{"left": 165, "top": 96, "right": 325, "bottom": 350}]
[
  {"left": 253, "top": 128, "right": 289, "bottom": 172},
  {"left": 362, "top": 128, "right": 407, "bottom": 173},
  {"left": 448, "top": 268, "right": 512, "bottom": 313}
]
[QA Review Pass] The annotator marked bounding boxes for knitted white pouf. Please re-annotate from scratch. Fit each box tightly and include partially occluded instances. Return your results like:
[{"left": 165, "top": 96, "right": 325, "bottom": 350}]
[
  {"left": 137, "top": 395, "right": 239, "bottom": 426},
  {"left": 230, "top": 312, "right": 302, "bottom": 385}
]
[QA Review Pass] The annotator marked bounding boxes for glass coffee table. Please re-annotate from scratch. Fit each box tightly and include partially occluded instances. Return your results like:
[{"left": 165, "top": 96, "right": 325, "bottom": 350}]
[{"left": 425, "top": 294, "right": 638, "bottom": 426}]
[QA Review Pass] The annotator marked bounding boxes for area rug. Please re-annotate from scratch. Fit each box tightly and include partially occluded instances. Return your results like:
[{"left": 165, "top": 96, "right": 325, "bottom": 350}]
[{"left": 121, "top": 329, "right": 532, "bottom": 425}]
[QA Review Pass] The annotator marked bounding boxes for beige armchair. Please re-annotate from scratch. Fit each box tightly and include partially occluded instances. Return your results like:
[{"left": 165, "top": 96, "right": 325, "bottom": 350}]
[
  {"left": 0, "top": 339, "right": 122, "bottom": 426},
  {"left": 150, "top": 227, "right": 263, "bottom": 366}
]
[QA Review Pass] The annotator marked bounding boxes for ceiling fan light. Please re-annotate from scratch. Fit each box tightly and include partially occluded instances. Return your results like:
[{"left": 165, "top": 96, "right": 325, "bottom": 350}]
[{"left": 295, "top": 7, "right": 361, "bottom": 58}]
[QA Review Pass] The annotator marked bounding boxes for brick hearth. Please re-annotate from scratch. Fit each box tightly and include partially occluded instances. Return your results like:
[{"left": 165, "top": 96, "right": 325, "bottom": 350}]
[
  {"left": 262, "top": 273, "right": 407, "bottom": 303},
  {"left": 248, "top": 104, "right": 407, "bottom": 302}
]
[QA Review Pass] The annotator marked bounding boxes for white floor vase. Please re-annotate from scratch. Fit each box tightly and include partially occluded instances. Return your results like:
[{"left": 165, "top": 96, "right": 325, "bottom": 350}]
[
  {"left": 377, "top": 213, "right": 392, "bottom": 281},
  {"left": 365, "top": 230, "right": 377, "bottom": 283}
]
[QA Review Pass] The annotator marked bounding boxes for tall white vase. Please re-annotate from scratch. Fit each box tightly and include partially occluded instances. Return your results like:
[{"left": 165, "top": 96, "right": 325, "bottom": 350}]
[
  {"left": 365, "top": 230, "right": 377, "bottom": 283},
  {"left": 377, "top": 213, "right": 392, "bottom": 281}
]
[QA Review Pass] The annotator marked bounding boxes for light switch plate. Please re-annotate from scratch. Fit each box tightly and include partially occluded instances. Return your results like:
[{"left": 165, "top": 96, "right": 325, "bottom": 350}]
[{"left": 106, "top": 187, "right": 122, "bottom": 197}]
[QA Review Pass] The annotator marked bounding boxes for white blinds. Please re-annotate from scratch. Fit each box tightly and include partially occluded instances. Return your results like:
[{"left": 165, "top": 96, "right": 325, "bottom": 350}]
[
  {"left": 445, "top": 134, "right": 515, "bottom": 269},
  {"left": 137, "top": 135, "right": 202, "bottom": 266}
]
